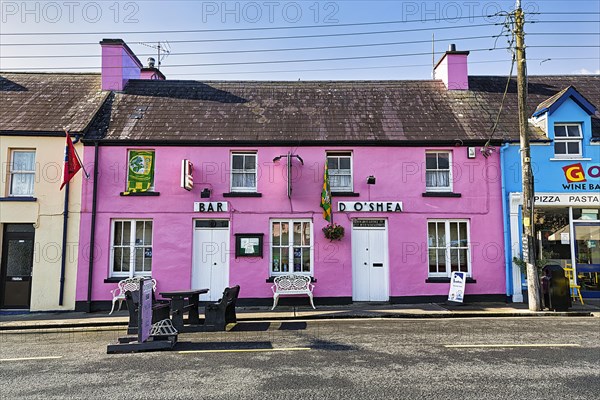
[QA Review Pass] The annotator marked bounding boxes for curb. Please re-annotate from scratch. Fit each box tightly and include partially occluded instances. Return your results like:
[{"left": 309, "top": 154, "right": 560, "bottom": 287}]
[{"left": 0, "top": 310, "right": 594, "bottom": 333}]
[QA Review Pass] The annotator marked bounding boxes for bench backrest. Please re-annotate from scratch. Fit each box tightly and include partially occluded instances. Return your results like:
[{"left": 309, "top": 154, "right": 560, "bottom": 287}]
[
  {"left": 117, "top": 277, "right": 157, "bottom": 295},
  {"left": 273, "top": 275, "right": 311, "bottom": 291}
]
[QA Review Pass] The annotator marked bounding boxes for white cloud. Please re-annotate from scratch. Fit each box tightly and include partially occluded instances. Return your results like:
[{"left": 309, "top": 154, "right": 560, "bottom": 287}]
[{"left": 572, "top": 68, "right": 600, "bottom": 75}]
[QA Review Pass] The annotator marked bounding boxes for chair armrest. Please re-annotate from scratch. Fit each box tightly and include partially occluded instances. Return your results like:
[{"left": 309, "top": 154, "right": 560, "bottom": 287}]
[
  {"left": 110, "top": 288, "right": 120, "bottom": 297},
  {"left": 308, "top": 283, "right": 315, "bottom": 291},
  {"left": 271, "top": 284, "right": 277, "bottom": 294}
]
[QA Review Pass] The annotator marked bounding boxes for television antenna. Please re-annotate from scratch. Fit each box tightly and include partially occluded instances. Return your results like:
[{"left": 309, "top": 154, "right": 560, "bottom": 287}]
[{"left": 136, "top": 41, "right": 171, "bottom": 69}]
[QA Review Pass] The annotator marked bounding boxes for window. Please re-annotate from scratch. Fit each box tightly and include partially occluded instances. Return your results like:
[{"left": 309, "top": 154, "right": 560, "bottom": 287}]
[
  {"left": 126, "top": 150, "right": 155, "bottom": 192},
  {"left": 9, "top": 150, "right": 35, "bottom": 196},
  {"left": 425, "top": 151, "right": 451, "bottom": 192},
  {"left": 554, "top": 124, "right": 582, "bottom": 158},
  {"left": 111, "top": 220, "right": 153, "bottom": 277},
  {"left": 271, "top": 220, "right": 312, "bottom": 275},
  {"left": 327, "top": 152, "right": 353, "bottom": 192},
  {"left": 428, "top": 220, "right": 470, "bottom": 277},
  {"left": 231, "top": 152, "right": 257, "bottom": 192}
]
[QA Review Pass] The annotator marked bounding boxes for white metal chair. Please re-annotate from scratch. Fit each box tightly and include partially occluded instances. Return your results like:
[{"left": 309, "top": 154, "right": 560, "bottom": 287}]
[{"left": 109, "top": 277, "right": 157, "bottom": 314}]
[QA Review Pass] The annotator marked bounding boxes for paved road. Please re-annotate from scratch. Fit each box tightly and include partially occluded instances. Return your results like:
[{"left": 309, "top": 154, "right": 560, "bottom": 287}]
[{"left": 1, "top": 317, "right": 599, "bottom": 399}]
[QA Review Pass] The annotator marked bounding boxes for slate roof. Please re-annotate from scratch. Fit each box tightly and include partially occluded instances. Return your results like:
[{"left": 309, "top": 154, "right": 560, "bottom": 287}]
[
  {"left": 2, "top": 72, "right": 598, "bottom": 143},
  {"left": 86, "top": 74, "right": 599, "bottom": 144},
  {"left": 0, "top": 72, "right": 106, "bottom": 134}
]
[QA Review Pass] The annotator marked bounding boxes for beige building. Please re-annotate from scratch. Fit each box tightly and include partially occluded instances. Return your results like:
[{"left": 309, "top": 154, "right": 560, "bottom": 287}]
[{"left": 0, "top": 73, "right": 105, "bottom": 311}]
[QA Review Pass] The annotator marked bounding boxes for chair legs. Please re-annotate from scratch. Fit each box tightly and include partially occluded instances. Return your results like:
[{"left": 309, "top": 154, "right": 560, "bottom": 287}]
[
  {"left": 109, "top": 298, "right": 124, "bottom": 315},
  {"left": 271, "top": 294, "right": 280, "bottom": 310},
  {"left": 308, "top": 293, "right": 316, "bottom": 309},
  {"left": 571, "top": 286, "right": 584, "bottom": 305}
]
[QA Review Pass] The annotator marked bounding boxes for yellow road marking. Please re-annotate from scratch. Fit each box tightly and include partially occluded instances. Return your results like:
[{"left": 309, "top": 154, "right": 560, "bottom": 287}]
[
  {"left": 444, "top": 344, "right": 581, "bottom": 348},
  {"left": 0, "top": 356, "right": 63, "bottom": 362},
  {"left": 179, "top": 347, "right": 311, "bottom": 354}
]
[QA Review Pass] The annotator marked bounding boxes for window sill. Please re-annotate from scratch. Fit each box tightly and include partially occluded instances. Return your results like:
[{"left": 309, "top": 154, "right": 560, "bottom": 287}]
[
  {"left": 223, "top": 192, "right": 262, "bottom": 197},
  {"left": 266, "top": 276, "right": 317, "bottom": 283},
  {"left": 0, "top": 196, "right": 37, "bottom": 202},
  {"left": 120, "top": 192, "right": 160, "bottom": 196},
  {"left": 549, "top": 157, "right": 592, "bottom": 161},
  {"left": 426, "top": 277, "right": 476, "bottom": 284},
  {"left": 422, "top": 192, "right": 461, "bottom": 198},
  {"left": 104, "top": 276, "right": 151, "bottom": 283},
  {"left": 331, "top": 191, "right": 360, "bottom": 197}
]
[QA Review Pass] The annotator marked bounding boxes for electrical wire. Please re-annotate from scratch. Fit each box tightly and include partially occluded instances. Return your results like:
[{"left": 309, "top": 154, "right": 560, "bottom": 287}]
[
  {"left": 0, "top": 47, "right": 510, "bottom": 70},
  {"left": 3, "top": 32, "right": 598, "bottom": 60}
]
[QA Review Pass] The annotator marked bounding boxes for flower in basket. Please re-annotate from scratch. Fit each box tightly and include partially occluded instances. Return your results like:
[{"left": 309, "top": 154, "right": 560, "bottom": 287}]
[{"left": 322, "top": 223, "right": 345, "bottom": 241}]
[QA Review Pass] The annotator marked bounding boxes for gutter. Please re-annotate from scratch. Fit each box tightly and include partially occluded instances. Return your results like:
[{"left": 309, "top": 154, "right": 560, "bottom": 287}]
[{"left": 500, "top": 143, "right": 512, "bottom": 300}]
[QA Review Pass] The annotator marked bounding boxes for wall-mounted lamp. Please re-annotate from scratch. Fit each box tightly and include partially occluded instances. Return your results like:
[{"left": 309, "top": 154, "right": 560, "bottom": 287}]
[
  {"left": 367, "top": 175, "right": 376, "bottom": 185},
  {"left": 201, "top": 188, "right": 211, "bottom": 198}
]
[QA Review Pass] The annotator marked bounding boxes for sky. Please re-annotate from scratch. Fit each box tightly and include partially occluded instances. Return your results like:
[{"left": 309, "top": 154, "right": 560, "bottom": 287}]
[{"left": 1, "top": 0, "right": 599, "bottom": 80}]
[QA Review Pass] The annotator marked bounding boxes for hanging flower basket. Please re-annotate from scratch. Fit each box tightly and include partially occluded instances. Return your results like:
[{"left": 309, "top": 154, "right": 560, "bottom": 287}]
[{"left": 322, "top": 223, "right": 345, "bottom": 241}]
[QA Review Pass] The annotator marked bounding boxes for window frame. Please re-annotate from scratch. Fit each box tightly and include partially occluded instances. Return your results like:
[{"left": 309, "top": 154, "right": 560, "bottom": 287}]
[
  {"left": 425, "top": 151, "right": 453, "bottom": 192},
  {"left": 230, "top": 152, "right": 258, "bottom": 193},
  {"left": 326, "top": 151, "right": 353, "bottom": 192},
  {"left": 270, "top": 219, "right": 314, "bottom": 277},
  {"left": 427, "top": 219, "right": 471, "bottom": 278},
  {"left": 553, "top": 123, "right": 583, "bottom": 158},
  {"left": 109, "top": 219, "right": 153, "bottom": 278},
  {"left": 9, "top": 149, "right": 36, "bottom": 197}
]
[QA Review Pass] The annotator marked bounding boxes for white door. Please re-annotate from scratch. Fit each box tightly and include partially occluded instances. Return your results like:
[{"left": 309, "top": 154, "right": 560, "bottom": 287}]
[
  {"left": 192, "top": 220, "right": 230, "bottom": 301},
  {"left": 352, "top": 220, "right": 389, "bottom": 302}
]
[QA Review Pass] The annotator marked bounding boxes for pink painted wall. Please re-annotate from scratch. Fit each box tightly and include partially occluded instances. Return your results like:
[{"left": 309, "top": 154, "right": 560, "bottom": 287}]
[
  {"left": 435, "top": 53, "right": 469, "bottom": 90},
  {"left": 76, "top": 145, "right": 505, "bottom": 302}
]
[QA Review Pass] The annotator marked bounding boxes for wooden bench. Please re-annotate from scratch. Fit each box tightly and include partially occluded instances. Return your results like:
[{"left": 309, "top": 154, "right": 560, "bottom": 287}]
[
  {"left": 204, "top": 285, "right": 240, "bottom": 331},
  {"left": 124, "top": 290, "right": 171, "bottom": 335},
  {"left": 271, "top": 275, "right": 315, "bottom": 310}
]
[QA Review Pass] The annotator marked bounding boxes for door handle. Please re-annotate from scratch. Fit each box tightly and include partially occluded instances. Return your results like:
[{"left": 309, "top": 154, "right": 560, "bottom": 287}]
[
  {"left": 364, "top": 262, "right": 367, "bottom": 265},
  {"left": 214, "top": 263, "right": 217, "bottom": 266},
  {"left": 373, "top": 263, "right": 383, "bottom": 267}
]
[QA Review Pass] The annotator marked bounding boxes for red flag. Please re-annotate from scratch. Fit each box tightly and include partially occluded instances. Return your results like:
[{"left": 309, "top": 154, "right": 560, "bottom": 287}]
[{"left": 60, "top": 131, "right": 82, "bottom": 190}]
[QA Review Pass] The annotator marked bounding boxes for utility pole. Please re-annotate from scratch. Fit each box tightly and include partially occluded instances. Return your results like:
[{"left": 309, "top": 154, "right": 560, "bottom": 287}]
[{"left": 515, "top": 0, "right": 541, "bottom": 311}]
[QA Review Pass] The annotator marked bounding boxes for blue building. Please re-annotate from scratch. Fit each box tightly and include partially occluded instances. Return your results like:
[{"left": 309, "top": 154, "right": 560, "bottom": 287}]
[{"left": 502, "top": 82, "right": 600, "bottom": 302}]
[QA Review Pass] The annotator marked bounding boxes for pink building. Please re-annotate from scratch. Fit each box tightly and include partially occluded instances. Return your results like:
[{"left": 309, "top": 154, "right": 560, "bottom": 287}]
[{"left": 75, "top": 41, "right": 511, "bottom": 310}]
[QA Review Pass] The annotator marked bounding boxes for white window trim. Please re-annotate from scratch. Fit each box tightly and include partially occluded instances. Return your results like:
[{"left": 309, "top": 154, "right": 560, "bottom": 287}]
[
  {"left": 327, "top": 152, "right": 354, "bottom": 192},
  {"left": 110, "top": 219, "right": 153, "bottom": 278},
  {"left": 425, "top": 151, "right": 453, "bottom": 192},
  {"left": 9, "top": 149, "right": 36, "bottom": 197},
  {"left": 427, "top": 219, "right": 471, "bottom": 278},
  {"left": 230, "top": 152, "right": 258, "bottom": 193},
  {"left": 270, "top": 219, "right": 314, "bottom": 276},
  {"left": 553, "top": 123, "right": 583, "bottom": 158}
]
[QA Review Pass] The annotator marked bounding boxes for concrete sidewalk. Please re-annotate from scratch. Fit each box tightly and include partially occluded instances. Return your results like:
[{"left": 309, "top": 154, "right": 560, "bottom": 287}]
[{"left": 1, "top": 299, "right": 599, "bottom": 332}]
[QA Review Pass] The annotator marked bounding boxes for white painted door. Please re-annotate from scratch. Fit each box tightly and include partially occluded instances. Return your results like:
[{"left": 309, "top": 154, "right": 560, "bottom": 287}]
[
  {"left": 352, "top": 220, "right": 389, "bottom": 301},
  {"left": 192, "top": 220, "right": 230, "bottom": 301}
]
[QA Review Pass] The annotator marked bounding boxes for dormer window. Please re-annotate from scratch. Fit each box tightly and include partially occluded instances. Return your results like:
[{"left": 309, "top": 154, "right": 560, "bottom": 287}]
[{"left": 554, "top": 124, "right": 582, "bottom": 158}]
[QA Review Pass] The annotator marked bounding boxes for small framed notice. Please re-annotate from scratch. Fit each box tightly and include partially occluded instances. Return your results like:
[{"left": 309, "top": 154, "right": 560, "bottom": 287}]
[{"left": 235, "top": 233, "right": 264, "bottom": 258}]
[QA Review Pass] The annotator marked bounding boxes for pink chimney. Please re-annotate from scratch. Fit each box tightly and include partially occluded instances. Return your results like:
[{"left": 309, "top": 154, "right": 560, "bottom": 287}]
[
  {"left": 433, "top": 44, "right": 470, "bottom": 90},
  {"left": 100, "top": 39, "right": 166, "bottom": 91}
]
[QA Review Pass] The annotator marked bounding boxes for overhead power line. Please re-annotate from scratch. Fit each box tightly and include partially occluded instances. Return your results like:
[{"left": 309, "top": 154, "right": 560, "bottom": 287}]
[
  {"left": 3, "top": 32, "right": 598, "bottom": 60},
  {"left": 0, "top": 22, "right": 514, "bottom": 46},
  {"left": 161, "top": 57, "right": 600, "bottom": 77},
  {"left": 1, "top": 47, "right": 510, "bottom": 70},
  {"left": 1, "top": 34, "right": 507, "bottom": 59},
  {"left": 0, "top": 14, "right": 519, "bottom": 36}
]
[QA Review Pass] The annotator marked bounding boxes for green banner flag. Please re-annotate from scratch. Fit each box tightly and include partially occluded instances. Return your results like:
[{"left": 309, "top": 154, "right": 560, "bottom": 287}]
[
  {"left": 125, "top": 150, "right": 155, "bottom": 194},
  {"left": 320, "top": 160, "right": 332, "bottom": 222}
]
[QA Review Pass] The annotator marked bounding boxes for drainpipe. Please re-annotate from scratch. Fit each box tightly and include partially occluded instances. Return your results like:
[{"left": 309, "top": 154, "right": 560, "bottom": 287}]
[
  {"left": 86, "top": 141, "right": 99, "bottom": 313},
  {"left": 500, "top": 143, "right": 512, "bottom": 301}
]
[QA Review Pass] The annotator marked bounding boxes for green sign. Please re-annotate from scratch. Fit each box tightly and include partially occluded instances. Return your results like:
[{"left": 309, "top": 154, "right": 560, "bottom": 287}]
[{"left": 126, "top": 150, "right": 155, "bottom": 193}]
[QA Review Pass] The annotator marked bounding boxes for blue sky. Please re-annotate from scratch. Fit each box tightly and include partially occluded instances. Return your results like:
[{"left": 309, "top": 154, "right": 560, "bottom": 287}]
[{"left": 1, "top": 0, "right": 599, "bottom": 80}]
